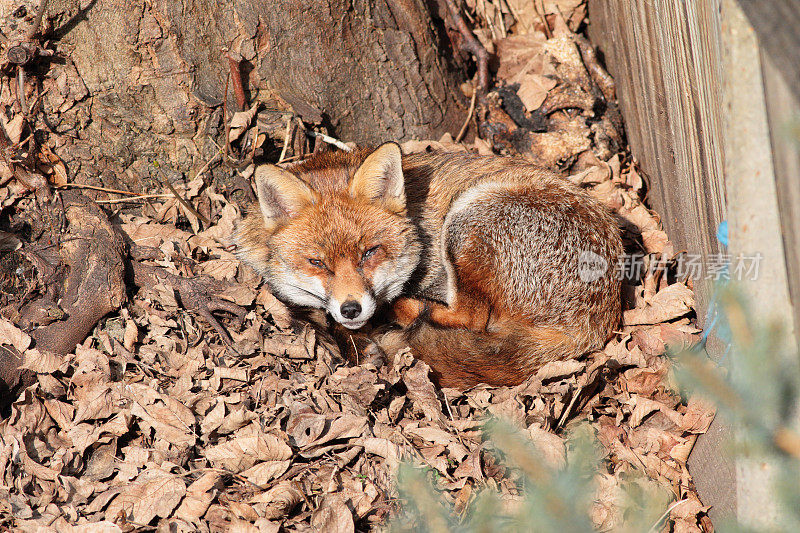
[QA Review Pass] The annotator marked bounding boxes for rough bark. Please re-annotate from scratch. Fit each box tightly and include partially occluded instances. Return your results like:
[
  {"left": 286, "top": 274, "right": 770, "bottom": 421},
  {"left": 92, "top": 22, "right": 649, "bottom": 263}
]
[{"left": 47, "top": 0, "right": 467, "bottom": 186}]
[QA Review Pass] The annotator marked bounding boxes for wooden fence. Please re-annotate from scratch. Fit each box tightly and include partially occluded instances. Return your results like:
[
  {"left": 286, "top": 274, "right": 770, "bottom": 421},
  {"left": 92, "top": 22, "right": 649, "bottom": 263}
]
[{"left": 588, "top": 0, "right": 800, "bottom": 525}]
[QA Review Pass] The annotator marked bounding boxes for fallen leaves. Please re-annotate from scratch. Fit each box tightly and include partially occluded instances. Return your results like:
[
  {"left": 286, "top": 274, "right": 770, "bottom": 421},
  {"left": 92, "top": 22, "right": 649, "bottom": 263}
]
[{"left": 0, "top": 2, "right": 715, "bottom": 531}]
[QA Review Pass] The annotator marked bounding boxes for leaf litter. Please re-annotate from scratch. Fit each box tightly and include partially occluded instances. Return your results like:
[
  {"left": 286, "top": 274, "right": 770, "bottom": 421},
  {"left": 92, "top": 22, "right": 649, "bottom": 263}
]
[{"left": 0, "top": 1, "right": 715, "bottom": 531}]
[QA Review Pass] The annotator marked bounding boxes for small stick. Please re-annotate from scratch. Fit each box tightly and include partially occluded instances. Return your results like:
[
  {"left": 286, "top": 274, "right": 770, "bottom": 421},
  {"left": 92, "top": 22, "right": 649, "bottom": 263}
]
[
  {"left": 95, "top": 194, "right": 172, "bottom": 204},
  {"left": 502, "top": 0, "right": 522, "bottom": 26},
  {"left": 536, "top": 0, "right": 552, "bottom": 38},
  {"left": 27, "top": 86, "right": 47, "bottom": 116},
  {"left": 493, "top": 0, "right": 507, "bottom": 38},
  {"left": 223, "top": 69, "right": 232, "bottom": 160},
  {"left": 444, "top": 0, "right": 490, "bottom": 96},
  {"left": 25, "top": 0, "right": 49, "bottom": 41},
  {"left": 574, "top": 34, "right": 616, "bottom": 101},
  {"left": 278, "top": 116, "right": 293, "bottom": 163},
  {"left": 349, "top": 335, "right": 359, "bottom": 366},
  {"left": 164, "top": 181, "right": 211, "bottom": 226},
  {"left": 455, "top": 87, "right": 477, "bottom": 143},
  {"left": 306, "top": 130, "right": 353, "bottom": 152},
  {"left": 58, "top": 184, "right": 140, "bottom": 196},
  {"left": 16, "top": 67, "right": 27, "bottom": 117},
  {"left": 276, "top": 154, "right": 305, "bottom": 165},
  {"left": 646, "top": 499, "right": 690, "bottom": 533},
  {"left": 194, "top": 147, "right": 223, "bottom": 181},
  {"left": 441, "top": 389, "right": 454, "bottom": 420},
  {"left": 226, "top": 53, "right": 247, "bottom": 111}
]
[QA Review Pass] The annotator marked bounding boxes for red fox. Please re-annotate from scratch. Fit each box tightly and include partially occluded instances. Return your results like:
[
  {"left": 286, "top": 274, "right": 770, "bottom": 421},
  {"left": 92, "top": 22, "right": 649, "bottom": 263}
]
[{"left": 235, "top": 143, "right": 622, "bottom": 389}]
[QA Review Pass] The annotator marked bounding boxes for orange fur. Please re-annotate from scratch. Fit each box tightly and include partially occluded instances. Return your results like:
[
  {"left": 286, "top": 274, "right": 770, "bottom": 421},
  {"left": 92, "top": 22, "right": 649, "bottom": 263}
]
[{"left": 235, "top": 145, "right": 623, "bottom": 389}]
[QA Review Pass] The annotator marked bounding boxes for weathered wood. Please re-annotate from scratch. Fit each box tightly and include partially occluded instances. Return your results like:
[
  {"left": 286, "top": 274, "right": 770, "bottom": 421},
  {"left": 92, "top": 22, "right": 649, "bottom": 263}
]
[
  {"left": 587, "top": 0, "right": 726, "bottom": 318},
  {"left": 720, "top": 1, "right": 797, "bottom": 524},
  {"left": 588, "top": 0, "right": 800, "bottom": 527},
  {"left": 738, "top": 0, "right": 800, "bottom": 103},
  {"left": 762, "top": 51, "right": 800, "bottom": 348}
]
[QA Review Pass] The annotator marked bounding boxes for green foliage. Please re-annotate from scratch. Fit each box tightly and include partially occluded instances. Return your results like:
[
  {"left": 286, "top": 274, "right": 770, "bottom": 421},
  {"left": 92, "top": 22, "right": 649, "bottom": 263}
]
[
  {"left": 392, "top": 421, "right": 671, "bottom": 533},
  {"left": 392, "top": 284, "right": 800, "bottom": 532},
  {"left": 674, "top": 285, "right": 800, "bottom": 531}
]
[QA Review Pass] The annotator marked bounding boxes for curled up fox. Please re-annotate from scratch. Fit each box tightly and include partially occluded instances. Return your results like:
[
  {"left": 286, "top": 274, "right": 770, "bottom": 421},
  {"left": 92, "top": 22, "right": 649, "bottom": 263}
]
[{"left": 235, "top": 143, "right": 622, "bottom": 389}]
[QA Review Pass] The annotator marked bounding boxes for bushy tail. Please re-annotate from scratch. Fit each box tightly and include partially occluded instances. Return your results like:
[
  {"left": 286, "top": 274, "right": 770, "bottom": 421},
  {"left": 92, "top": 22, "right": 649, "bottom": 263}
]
[{"left": 379, "top": 321, "right": 591, "bottom": 389}]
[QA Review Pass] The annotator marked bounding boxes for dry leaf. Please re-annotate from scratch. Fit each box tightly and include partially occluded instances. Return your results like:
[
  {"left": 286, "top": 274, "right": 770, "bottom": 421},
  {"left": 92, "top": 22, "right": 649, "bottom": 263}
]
[
  {"left": 311, "top": 494, "right": 355, "bottom": 533},
  {"left": 204, "top": 427, "right": 292, "bottom": 472},
  {"left": 624, "top": 283, "right": 695, "bottom": 325},
  {"left": 229, "top": 104, "right": 259, "bottom": 143},
  {"left": 104, "top": 468, "right": 186, "bottom": 524}
]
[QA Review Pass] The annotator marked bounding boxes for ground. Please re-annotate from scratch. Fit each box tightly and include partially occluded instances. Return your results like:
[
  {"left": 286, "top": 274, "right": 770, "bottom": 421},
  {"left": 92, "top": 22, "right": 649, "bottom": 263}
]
[{"left": 0, "top": 1, "right": 714, "bottom": 531}]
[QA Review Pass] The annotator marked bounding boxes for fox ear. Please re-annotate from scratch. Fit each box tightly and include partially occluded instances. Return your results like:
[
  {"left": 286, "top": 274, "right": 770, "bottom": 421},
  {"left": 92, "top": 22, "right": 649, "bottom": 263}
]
[
  {"left": 349, "top": 142, "right": 406, "bottom": 213},
  {"left": 254, "top": 165, "right": 315, "bottom": 224}
]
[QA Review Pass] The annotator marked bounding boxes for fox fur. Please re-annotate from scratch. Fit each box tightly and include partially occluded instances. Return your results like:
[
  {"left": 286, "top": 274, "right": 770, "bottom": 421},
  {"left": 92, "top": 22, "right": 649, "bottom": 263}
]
[{"left": 234, "top": 143, "right": 622, "bottom": 389}]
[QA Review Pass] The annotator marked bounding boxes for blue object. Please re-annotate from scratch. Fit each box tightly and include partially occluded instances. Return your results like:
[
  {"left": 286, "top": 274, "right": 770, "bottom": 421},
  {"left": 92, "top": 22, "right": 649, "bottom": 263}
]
[
  {"left": 700, "top": 220, "right": 731, "bottom": 358},
  {"left": 716, "top": 220, "right": 728, "bottom": 247}
]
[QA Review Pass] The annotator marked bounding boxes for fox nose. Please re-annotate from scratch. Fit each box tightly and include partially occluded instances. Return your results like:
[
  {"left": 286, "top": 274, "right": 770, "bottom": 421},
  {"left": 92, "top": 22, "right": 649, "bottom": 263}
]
[{"left": 340, "top": 300, "right": 362, "bottom": 320}]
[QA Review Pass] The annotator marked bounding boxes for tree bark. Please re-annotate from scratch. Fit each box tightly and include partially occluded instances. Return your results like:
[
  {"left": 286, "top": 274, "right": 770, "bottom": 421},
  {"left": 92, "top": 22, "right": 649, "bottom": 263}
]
[{"left": 49, "top": 0, "right": 467, "bottom": 184}]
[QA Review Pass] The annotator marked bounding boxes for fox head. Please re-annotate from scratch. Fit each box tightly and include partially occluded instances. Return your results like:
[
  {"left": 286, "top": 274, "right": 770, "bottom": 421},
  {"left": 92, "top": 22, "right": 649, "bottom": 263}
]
[{"left": 235, "top": 143, "right": 421, "bottom": 329}]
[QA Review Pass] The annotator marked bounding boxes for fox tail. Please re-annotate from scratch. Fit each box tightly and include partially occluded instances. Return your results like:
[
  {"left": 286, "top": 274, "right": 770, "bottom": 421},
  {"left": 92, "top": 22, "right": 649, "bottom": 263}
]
[{"left": 378, "top": 321, "right": 588, "bottom": 389}]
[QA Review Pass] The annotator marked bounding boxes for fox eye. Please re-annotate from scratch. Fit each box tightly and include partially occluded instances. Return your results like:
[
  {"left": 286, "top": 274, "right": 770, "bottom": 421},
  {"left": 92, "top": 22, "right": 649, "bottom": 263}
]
[
  {"left": 308, "top": 258, "right": 326, "bottom": 269},
  {"left": 362, "top": 245, "right": 380, "bottom": 261}
]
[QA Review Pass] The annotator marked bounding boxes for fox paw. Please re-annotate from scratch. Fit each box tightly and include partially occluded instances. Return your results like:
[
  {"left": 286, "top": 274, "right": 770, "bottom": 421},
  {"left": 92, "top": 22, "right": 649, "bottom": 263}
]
[{"left": 391, "top": 297, "right": 426, "bottom": 326}]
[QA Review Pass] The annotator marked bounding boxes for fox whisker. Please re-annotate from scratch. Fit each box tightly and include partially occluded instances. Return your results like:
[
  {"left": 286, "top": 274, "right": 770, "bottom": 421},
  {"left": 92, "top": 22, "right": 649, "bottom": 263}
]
[{"left": 282, "top": 283, "right": 326, "bottom": 303}]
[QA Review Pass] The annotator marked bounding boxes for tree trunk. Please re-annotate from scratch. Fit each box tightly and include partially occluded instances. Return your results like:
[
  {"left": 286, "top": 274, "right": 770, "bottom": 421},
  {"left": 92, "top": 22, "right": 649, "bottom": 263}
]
[{"left": 49, "top": 0, "right": 467, "bottom": 186}]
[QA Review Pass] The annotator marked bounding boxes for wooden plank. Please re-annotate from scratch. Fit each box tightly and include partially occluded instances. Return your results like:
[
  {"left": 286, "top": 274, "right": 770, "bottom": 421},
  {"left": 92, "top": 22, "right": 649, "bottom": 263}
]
[
  {"left": 720, "top": 1, "right": 797, "bottom": 524},
  {"left": 588, "top": 1, "right": 799, "bottom": 526},
  {"left": 762, "top": 50, "right": 800, "bottom": 350},
  {"left": 587, "top": 0, "right": 726, "bottom": 319},
  {"left": 738, "top": 1, "right": 800, "bottom": 103}
]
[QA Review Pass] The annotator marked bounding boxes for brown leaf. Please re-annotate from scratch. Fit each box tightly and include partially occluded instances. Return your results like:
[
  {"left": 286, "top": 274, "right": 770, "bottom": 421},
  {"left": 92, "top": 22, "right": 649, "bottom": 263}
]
[
  {"left": 0, "top": 318, "right": 31, "bottom": 351},
  {"left": 249, "top": 481, "right": 303, "bottom": 520},
  {"left": 527, "top": 424, "right": 566, "bottom": 468},
  {"left": 403, "top": 361, "right": 444, "bottom": 423},
  {"left": 124, "top": 383, "right": 196, "bottom": 445},
  {"left": 228, "top": 104, "right": 259, "bottom": 143},
  {"left": 361, "top": 437, "right": 403, "bottom": 471},
  {"left": 104, "top": 468, "right": 186, "bottom": 524},
  {"left": 311, "top": 494, "right": 355, "bottom": 533},
  {"left": 680, "top": 396, "right": 716, "bottom": 434},
  {"left": 173, "top": 471, "right": 221, "bottom": 523},
  {"left": 241, "top": 460, "right": 291, "bottom": 486},
  {"left": 624, "top": 283, "right": 695, "bottom": 325},
  {"left": 517, "top": 75, "right": 558, "bottom": 111},
  {"left": 535, "top": 359, "right": 586, "bottom": 380},
  {"left": 204, "top": 426, "right": 292, "bottom": 472}
]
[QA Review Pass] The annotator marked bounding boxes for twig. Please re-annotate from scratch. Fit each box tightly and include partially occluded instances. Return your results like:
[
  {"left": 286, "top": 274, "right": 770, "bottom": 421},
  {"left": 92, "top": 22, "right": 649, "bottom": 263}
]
[
  {"left": 502, "top": 0, "right": 521, "bottom": 26},
  {"left": 646, "top": 499, "right": 689, "bottom": 533},
  {"left": 223, "top": 68, "right": 232, "bottom": 161},
  {"left": 276, "top": 154, "right": 305, "bottom": 165},
  {"left": 349, "top": 335, "right": 359, "bottom": 366},
  {"left": 192, "top": 147, "right": 223, "bottom": 182},
  {"left": 16, "top": 67, "right": 27, "bottom": 117},
  {"left": 226, "top": 52, "right": 246, "bottom": 111},
  {"left": 25, "top": 0, "right": 50, "bottom": 41},
  {"left": 455, "top": 87, "right": 477, "bottom": 143},
  {"left": 444, "top": 0, "right": 490, "bottom": 96},
  {"left": 278, "top": 116, "right": 293, "bottom": 163},
  {"left": 27, "top": 86, "right": 47, "bottom": 116},
  {"left": 58, "top": 184, "right": 141, "bottom": 196},
  {"left": 493, "top": 0, "right": 507, "bottom": 38},
  {"left": 95, "top": 194, "right": 172, "bottom": 204},
  {"left": 306, "top": 130, "right": 353, "bottom": 152},
  {"left": 164, "top": 181, "right": 211, "bottom": 226},
  {"left": 441, "top": 389, "right": 454, "bottom": 421},
  {"left": 536, "top": 0, "right": 552, "bottom": 38},
  {"left": 574, "top": 34, "right": 616, "bottom": 101}
]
